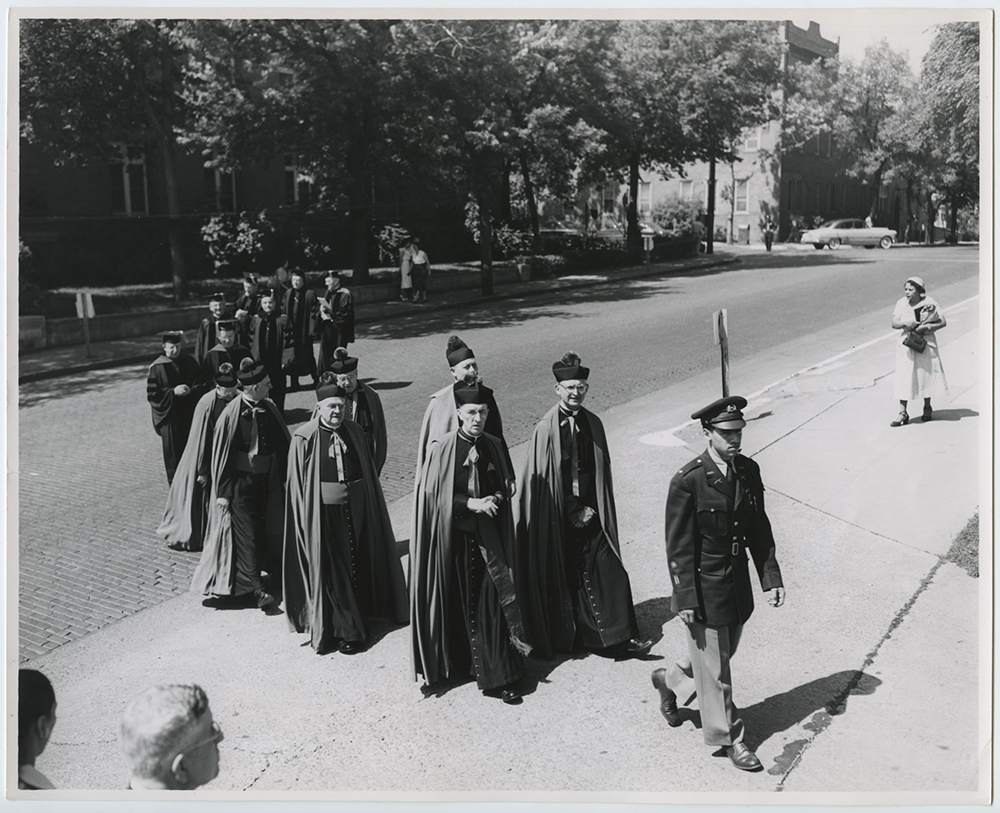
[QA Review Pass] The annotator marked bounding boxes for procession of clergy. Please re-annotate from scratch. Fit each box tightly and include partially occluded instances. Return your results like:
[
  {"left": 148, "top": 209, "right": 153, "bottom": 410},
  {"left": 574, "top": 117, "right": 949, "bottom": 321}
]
[{"left": 146, "top": 280, "right": 785, "bottom": 774}]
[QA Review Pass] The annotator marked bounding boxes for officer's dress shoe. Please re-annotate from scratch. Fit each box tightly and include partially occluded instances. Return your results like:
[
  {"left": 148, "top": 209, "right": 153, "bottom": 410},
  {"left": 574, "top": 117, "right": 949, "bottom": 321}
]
[
  {"left": 723, "top": 742, "right": 762, "bottom": 772},
  {"left": 650, "top": 669, "right": 682, "bottom": 727}
]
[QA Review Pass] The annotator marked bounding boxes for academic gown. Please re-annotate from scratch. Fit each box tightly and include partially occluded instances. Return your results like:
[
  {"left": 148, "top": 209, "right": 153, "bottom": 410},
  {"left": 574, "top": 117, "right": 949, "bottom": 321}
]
[
  {"left": 282, "top": 287, "right": 319, "bottom": 378},
  {"left": 146, "top": 353, "right": 202, "bottom": 484},
  {"left": 316, "top": 287, "right": 356, "bottom": 372},
  {"left": 234, "top": 292, "right": 262, "bottom": 345},
  {"left": 514, "top": 404, "right": 639, "bottom": 658},
  {"left": 157, "top": 391, "right": 233, "bottom": 551},
  {"left": 194, "top": 309, "right": 233, "bottom": 367},
  {"left": 190, "top": 396, "right": 290, "bottom": 597},
  {"left": 283, "top": 418, "right": 408, "bottom": 652},
  {"left": 410, "top": 430, "right": 530, "bottom": 690}
]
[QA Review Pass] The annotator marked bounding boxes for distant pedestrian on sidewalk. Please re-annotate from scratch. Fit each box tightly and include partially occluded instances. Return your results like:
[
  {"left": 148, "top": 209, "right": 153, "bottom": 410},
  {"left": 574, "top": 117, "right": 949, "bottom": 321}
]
[
  {"left": 890, "top": 276, "right": 948, "bottom": 426},
  {"left": 411, "top": 382, "right": 531, "bottom": 704},
  {"left": 249, "top": 289, "right": 293, "bottom": 414},
  {"left": 399, "top": 239, "right": 414, "bottom": 302},
  {"left": 282, "top": 270, "right": 319, "bottom": 393},
  {"left": 157, "top": 362, "right": 240, "bottom": 553},
  {"left": 652, "top": 396, "right": 784, "bottom": 773},
  {"left": 316, "top": 271, "right": 355, "bottom": 372},
  {"left": 194, "top": 293, "right": 232, "bottom": 367},
  {"left": 515, "top": 352, "right": 652, "bottom": 661},
  {"left": 763, "top": 216, "right": 775, "bottom": 252},
  {"left": 18, "top": 669, "right": 57, "bottom": 790},
  {"left": 409, "top": 237, "right": 430, "bottom": 303},
  {"left": 147, "top": 331, "right": 201, "bottom": 485},
  {"left": 191, "top": 357, "right": 290, "bottom": 610},
  {"left": 283, "top": 374, "right": 408, "bottom": 655},
  {"left": 120, "top": 684, "right": 223, "bottom": 790}
]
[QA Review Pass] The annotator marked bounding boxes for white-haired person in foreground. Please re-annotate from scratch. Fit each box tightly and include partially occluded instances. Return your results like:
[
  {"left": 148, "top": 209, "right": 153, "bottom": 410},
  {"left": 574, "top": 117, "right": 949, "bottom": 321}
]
[{"left": 120, "top": 684, "right": 224, "bottom": 790}]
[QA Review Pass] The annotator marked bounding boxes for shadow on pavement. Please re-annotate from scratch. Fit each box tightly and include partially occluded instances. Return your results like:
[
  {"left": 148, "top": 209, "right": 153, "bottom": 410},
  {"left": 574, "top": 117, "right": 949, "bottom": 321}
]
[
  {"left": 367, "top": 380, "right": 414, "bottom": 391},
  {"left": 635, "top": 595, "right": 677, "bottom": 648},
  {"left": 742, "top": 669, "right": 883, "bottom": 754},
  {"left": 925, "top": 408, "right": 979, "bottom": 422},
  {"left": 19, "top": 363, "right": 151, "bottom": 408}
]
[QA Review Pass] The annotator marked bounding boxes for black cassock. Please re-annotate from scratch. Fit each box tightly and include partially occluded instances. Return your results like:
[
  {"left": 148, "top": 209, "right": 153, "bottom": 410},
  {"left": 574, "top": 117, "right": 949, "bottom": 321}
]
[
  {"left": 146, "top": 354, "right": 202, "bottom": 484},
  {"left": 559, "top": 408, "right": 640, "bottom": 650},
  {"left": 447, "top": 432, "right": 524, "bottom": 691}
]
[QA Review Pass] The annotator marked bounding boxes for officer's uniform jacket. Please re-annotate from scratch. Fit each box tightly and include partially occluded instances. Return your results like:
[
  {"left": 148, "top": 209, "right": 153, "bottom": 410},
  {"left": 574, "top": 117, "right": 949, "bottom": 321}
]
[{"left": 664, "top": 451, "right": 782, "bottom": 627}]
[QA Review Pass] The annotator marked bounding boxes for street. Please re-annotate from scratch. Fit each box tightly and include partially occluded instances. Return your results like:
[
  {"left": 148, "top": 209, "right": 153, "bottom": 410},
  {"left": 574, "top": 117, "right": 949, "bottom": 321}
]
[{"left": 15, "top": 246, "right": 985, "bottom": 797}]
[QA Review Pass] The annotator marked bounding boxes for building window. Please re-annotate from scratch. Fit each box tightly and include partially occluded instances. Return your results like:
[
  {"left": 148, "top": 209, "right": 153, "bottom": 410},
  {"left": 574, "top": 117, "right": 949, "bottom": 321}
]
[
  {"left": 110, "top": 144, "right": 148, "bottom": 216},
  {"left": 205, "top": 165, "right": 236, "bottom": 212},
  {"left": 284, "top": 155, "right": 314, "bottom": 207},
  {"left": 599, "top": 183, "right": 617, "bottom": 214},
  {"left": 735, "top": 179, "right": 748, "bottom": 213},
  {"left": 742, "top": 128, "right": 761, "bottom": 152},
  {"left": 639, "top": 181, "right": 652, "bottom": 216}
]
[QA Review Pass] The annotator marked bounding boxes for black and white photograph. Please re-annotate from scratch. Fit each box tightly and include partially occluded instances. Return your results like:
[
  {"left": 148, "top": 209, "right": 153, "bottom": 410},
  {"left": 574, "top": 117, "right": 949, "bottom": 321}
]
[{"left": 7, "top": 6, "right": 991, "bottom": 805}]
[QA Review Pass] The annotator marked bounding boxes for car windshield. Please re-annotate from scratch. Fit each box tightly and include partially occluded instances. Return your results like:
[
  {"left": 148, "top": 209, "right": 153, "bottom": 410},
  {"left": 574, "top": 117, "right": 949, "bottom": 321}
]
[{"left": 819, "top": 220, "right": 841, "bottom": 228}]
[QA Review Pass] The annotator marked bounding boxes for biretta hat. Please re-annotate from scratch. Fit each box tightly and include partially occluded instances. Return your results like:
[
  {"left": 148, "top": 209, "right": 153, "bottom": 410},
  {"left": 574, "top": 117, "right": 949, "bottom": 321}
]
[
  {"left": 316, "top": 372, "right": 345, "bottom": 401},
  {"left": 259, "top": 287, "right": 277, "bottom": 299},
  {"left": 161, "top": 331, "right": 184, "bottom": 344},
  {"left": 237, "top": 357, "right": 268, "bottom": 386},
  {"left": 552, "top": 351, "right": 590, "bottom": 382},
  {"left": 209, "top": 291, "right": 225, "bottom": 303},
  {"left": 446, "top": 335, "right": 475, "bottom": 367},
  {"left": 329, "top": 347, "right": 358, "bottom": 374},
  {"left": 216, "top": 319, "right": 238, "bottom": 332},
  {"left": 453, "top": 381, "right": 491, "bottom": 406},
  {"left": 692, "top": 396, "right": 748, "bottom": 430},
  {"left": 214, "top": 362, "right": 238, "bottom": 388}
]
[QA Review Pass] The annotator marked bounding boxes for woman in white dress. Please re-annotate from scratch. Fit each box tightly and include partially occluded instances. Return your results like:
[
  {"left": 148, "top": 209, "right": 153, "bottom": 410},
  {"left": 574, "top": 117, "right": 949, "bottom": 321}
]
[
  {"left": 890, "top": 276, "right": 947, "bottom": 426},
  {"left": 399, "top": 239, "right": 414, "bottom": 302}
]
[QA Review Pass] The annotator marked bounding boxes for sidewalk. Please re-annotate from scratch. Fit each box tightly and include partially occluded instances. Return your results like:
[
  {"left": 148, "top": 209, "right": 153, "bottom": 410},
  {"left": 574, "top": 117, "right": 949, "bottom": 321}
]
[
  {"left": 24, "top": 293, "right": 984, "bottom": 798},
  {"left": 18, "top": 252, "right": 737, "bottom": 384}
]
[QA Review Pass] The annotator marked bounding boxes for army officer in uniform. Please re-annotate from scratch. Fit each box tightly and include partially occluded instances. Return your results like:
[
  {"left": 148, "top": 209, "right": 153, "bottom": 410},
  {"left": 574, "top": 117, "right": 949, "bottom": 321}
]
[{"left": 651, "top": 396, "right": 785, "bottom": 772}]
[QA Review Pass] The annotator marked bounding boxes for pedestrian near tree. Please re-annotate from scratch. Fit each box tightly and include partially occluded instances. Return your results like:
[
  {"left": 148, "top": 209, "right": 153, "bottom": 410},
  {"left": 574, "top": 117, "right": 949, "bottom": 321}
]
[
  {"left": 283, "top": 373, "right": 408, "bottom": 655},
  {"left": 18, "top": 669, "right": 57, "bottom": 790},
  {"left": 652, "top": 396, "right": 784, "bottom": 773},
  {"left": 890, "top": 276, "right": 948, "bottom": 426},
  {"left": 157, "top": 362, "right": 240, "bottom": 552},
  {"left": 409, "top": 237, "right": 430, "bottom": 303},
  {"left": 316, "top": 271, "right": 355, "bottom": 372},
  {"left": 147, "top": 331, "right": 202, "bottom": 485},
  {"left": 763, "top": 215, "right": 775, "bottom": 252},
  {"left": 399, "top": 239, "right": 414, "bottom": 302}
]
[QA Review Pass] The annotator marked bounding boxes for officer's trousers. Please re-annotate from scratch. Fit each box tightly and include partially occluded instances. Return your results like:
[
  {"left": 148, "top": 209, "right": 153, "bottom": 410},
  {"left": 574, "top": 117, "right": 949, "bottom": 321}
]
[{"left": 665, "top": 621, "right": 744, "bottom": 747}]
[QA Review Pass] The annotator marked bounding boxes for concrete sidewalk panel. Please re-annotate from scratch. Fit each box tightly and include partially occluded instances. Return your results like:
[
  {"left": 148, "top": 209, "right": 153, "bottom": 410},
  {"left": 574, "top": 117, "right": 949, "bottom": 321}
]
[{"left": 779, "top": 562, "right": 981, "bottom": 795}]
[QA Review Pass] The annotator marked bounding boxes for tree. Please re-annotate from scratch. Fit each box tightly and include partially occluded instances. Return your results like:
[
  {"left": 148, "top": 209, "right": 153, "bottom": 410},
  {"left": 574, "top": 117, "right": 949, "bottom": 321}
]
[
  {"left": 921, "top": 22, "right": 980, "bottom": 241},
  {"left": 575, "top": 21, "right": 696, "bottom": 262},
  {"left": 672, "top": 21, "right": 783, "bottom": 253},
  {"left": 21, "top": 19, "right": 200, "bottom": 300}
]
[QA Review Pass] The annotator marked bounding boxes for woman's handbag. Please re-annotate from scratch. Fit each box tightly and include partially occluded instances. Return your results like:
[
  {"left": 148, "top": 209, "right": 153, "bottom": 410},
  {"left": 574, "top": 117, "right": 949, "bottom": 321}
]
[{"left": 902, "top": 330, "right": 927, "bottom": 353}]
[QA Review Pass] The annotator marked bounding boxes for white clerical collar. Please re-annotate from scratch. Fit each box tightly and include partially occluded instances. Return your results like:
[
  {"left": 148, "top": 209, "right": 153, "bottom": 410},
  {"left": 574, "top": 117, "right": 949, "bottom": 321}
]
[{"left": 706, "top": 444, "right": 729, "bottom": 479}]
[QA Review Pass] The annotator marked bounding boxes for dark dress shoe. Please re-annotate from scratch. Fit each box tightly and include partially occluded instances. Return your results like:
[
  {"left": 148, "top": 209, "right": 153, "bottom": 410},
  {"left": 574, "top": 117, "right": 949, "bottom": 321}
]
[
  {"left": 485, "top": 686, "right": 523, "bottom": 705},
  {"left": 650, "top": 669, "right": 682, "bottom": 727},
  {"left": 723, "top": 742, "right": 762, "bottom": 772},
  {"left": 339, "top": 640, "right": 366, "bottom": 655},
  {"left": 254, "top": 589, "right": 277, "bottom": 609},
  {"left": 612, "top": 637, "right": 654, "bottom": 660}
]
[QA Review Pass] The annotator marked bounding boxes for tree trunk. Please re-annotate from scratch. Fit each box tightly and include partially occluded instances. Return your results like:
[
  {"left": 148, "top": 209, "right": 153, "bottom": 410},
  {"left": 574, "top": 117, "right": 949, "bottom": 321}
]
[
  {"left": 159, "top": 135, "right": 188, "bottom": 302},
  {"left": 626, "top": 152, "right": 641, "bottom": 263},
  {"left": 347, "top": 100, "right": 374, "bottom": 284},
  {"left": 867, "top": 166, "right": 884, "bottom": 222},
  {"left": 499, "top": 159, "right": 513, "bottom": 224},
  {"left": 477, "top": 190, "right": 494, "bottom": 296},
  {"left": 948, "top": 200, "right": 959, "bottom": 243},
  {"left": 728, "top": 163, "right": 737, "bottom": 244},
  {"left": 518, "top": 149, "right": 540, "bottom": 242},
  {"left": 925, "top": 192, "right": 934, "bottom": 245},
  {"left": 706, "top": 156, "right": 716, "bottom": 255}
]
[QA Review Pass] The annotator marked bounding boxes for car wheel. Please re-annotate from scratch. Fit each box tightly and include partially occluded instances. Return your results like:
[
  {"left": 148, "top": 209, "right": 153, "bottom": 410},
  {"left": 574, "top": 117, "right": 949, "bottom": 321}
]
[
  {"left": 828, "top": 237, "right": 841, "bottom": 250},
  {"left": 813, "top": 243, "right": 824, "bottom": 250},
  {"left": 879, "top": 236, "right": 892, "bottom": 249}
]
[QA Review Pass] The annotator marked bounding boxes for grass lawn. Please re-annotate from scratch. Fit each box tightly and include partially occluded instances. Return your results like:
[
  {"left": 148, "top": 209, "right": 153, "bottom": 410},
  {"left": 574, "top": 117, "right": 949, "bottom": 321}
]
[{"left": 945, "top": 511, "right": 979, "bottom": 577}]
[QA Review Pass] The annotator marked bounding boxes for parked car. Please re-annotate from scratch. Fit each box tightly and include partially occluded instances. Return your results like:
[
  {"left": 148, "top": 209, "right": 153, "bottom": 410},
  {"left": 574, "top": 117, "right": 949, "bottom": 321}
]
[
  {"left": 537, "top": 220, "right": 585, "bottom": 252},
  {"left": 800, "top": 219, "right": 896, "bottom": 249}
]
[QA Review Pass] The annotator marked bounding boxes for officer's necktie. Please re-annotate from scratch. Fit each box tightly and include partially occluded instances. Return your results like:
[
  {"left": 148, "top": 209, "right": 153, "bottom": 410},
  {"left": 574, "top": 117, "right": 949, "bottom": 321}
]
[{"left": 464, "top": 444, "right": 480, "bottom": 498}]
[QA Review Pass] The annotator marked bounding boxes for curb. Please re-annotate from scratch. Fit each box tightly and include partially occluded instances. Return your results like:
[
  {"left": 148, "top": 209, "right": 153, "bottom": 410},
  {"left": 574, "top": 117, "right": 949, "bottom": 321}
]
[{"left": 19, "top": 255, "right": 738, "bottom": 385}]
